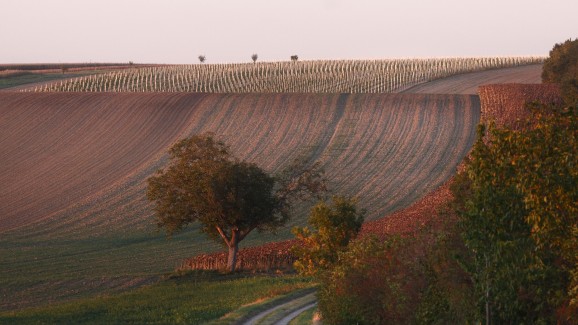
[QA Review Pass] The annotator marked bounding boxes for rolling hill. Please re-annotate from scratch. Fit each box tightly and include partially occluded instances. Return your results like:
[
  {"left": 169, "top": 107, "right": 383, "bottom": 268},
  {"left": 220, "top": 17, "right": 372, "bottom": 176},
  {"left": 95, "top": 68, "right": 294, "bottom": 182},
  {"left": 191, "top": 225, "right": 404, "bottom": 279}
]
[
  {"left": 0, "top": 62, "right": 543, "bottom": 311},
  {"left": 0, "top": 92, "right": 478, "bottom": 235}
]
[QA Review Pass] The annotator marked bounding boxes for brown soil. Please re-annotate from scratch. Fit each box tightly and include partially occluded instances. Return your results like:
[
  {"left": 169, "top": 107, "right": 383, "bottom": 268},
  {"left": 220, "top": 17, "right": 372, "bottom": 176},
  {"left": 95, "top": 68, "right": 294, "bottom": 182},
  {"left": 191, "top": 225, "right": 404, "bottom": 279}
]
[
  {"left": 402, "top": 64, "right": 543, "bottom": 94},
  {"left": 0, "top": 93, "right": 479, "bottom": 235}
]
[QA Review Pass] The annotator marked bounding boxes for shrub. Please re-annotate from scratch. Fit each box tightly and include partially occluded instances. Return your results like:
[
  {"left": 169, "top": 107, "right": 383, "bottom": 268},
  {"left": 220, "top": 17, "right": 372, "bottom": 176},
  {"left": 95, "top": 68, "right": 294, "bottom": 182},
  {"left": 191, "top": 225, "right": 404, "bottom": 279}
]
[{"left": 317, "top": 227, "right": 476, "bottom": 325}]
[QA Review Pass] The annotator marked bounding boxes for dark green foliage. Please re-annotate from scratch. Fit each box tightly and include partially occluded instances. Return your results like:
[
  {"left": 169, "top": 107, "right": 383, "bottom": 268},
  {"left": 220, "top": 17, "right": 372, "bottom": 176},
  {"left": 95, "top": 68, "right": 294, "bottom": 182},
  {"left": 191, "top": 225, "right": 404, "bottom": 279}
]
[
  {"left": 291, "top": 196, "right": 365, "bottom": 277},
  {"left": 452, "top": 104, "right": 578, "bottom": 323},
  {"left": 542, "top": 38, "right": 578, "bottom": 106}
]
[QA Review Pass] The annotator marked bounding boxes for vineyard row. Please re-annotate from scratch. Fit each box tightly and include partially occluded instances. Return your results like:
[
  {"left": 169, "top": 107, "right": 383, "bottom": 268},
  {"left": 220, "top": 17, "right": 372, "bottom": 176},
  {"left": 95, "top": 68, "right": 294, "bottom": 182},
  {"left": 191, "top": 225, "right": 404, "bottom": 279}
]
[{"left": 25, "top": 57, "right": 544, "bottom": 93}]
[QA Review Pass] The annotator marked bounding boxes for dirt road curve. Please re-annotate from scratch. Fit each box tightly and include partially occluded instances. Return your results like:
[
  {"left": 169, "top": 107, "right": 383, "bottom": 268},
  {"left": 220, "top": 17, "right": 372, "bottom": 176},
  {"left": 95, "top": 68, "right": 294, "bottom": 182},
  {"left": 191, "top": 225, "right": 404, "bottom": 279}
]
[{"left": 241, "top": 292, "right": 317, "bottom": 325}]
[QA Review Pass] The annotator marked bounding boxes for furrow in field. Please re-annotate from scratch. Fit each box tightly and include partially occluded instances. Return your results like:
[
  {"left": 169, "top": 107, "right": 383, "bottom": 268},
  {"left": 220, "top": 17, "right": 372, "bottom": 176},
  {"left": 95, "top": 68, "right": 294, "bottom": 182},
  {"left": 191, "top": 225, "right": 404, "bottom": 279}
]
[
  {"left": 0, "top": 92, "right": 479, "bottom": 237},
  {"left": 0, "top": 93, "right": 207, "bottom": 231}
]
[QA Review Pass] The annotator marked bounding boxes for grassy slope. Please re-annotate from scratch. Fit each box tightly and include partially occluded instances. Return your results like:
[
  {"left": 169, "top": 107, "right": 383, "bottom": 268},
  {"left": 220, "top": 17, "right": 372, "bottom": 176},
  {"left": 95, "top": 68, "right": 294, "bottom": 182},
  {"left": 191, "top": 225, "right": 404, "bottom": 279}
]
[
  {"left": 0, "top": 273, "right": 315, "bottom": 324},
  {"left": 0, "top": 64, "right": 153, "bottom": 90},
  {"left": 0, "top": 71, "right": 89, "bottom": 90}
]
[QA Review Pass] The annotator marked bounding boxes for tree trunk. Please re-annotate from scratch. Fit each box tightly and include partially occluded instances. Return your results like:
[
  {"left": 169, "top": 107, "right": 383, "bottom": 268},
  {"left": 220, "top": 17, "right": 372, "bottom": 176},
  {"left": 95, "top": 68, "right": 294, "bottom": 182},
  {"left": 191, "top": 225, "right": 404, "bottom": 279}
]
[
  {"left": 227, "top": 243, "right": 239, "bottom": 272},
  {"left": 227, "top": 231, "right": 240, "bottom": 272}
]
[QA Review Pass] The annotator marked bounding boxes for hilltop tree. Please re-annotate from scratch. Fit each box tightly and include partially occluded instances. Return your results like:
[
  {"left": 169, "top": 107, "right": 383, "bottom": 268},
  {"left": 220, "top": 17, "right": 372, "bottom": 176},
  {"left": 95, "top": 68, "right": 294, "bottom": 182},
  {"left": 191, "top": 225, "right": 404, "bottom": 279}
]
[
  {"left": 251, "top": 53, "right": 258, "bottom": 63},
  {"left": 291, "top": 55, "right": 298, "bottom": 62},
  {"left": 198, "top": 55, "right": 206, "bottom": 64},
  {"left": 542, "top": 38, "right": 578, "bottom": 106},
  {"left": 292, "top": 196, "right": 365, "bottom": 277},
  {"left": 147, "top": 133, "right": 326, "bottom": 272}
]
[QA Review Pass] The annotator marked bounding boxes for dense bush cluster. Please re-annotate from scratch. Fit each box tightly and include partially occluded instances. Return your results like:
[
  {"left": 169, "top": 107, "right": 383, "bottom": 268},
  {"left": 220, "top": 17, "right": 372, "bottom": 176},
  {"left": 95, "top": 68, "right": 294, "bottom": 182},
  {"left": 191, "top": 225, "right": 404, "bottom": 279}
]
[{"left": 542, "top": 38, "right": 578, "bottom": 106}]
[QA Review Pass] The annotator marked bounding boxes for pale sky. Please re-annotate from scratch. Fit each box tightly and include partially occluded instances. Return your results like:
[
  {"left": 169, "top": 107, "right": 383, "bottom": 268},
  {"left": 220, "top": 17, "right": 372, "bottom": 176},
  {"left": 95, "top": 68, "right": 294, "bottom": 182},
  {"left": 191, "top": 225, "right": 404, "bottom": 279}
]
[{"left": 2, "top": 0, "right": 577, "bottom": 64}]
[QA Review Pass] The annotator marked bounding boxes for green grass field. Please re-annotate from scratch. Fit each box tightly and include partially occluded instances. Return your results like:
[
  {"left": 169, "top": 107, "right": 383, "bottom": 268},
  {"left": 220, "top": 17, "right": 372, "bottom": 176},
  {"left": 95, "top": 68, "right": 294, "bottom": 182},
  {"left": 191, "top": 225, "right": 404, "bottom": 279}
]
[
  {"left": 0, "top": 223, "right": 295, "bottom": 312},
  {"left": 0, "top": 71, "right": 96, "bottom": 90},
  {"left": 0, "top": 272, "right": 315, "bottom": 324}
]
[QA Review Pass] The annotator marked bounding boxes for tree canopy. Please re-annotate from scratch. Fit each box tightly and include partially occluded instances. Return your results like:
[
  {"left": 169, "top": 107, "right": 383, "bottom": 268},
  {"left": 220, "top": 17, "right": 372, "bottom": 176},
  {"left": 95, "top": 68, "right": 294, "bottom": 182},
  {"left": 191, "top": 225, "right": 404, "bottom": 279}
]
[
  {"left": 542, "top": 38, "right": 578, "bottom": 106},
  {"left": 451, "top": 103, "right": 578, "bottom": 323},
  {"left": 292, "top": 196, "right": 365, "bottom": 277},
  {"left": 147, "top": 133, "right": 325, "bottom": 272},
  {"left": 450, "top": 39, "right": 578, "bottom": 323}
]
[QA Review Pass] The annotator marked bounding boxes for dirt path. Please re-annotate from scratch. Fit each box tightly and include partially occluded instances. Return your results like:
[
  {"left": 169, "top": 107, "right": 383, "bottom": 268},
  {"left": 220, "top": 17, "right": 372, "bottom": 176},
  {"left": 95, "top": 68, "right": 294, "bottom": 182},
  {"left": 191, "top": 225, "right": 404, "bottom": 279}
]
[
  {"left": 241, "top": 292, "right": 317, "bottom": 325},
  {"left": 275, "top": 302, "right": 317, "bottom": 325}
]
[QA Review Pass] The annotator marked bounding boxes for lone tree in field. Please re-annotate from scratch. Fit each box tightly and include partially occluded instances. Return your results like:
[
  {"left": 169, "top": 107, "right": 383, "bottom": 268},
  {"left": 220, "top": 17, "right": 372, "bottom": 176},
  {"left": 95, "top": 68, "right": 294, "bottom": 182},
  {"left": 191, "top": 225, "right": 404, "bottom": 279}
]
[
  {"left": 198, "top": 55, "right": 206, "bottom": 64},
  {"left": 291, "top": 55, "right": 299, "bottom": 62},
  {"left": 251, "top": 53, "right": 258, "bottom": 63},
  {"left": 147, "top": 133, "right": 325, "bottom": 272}
]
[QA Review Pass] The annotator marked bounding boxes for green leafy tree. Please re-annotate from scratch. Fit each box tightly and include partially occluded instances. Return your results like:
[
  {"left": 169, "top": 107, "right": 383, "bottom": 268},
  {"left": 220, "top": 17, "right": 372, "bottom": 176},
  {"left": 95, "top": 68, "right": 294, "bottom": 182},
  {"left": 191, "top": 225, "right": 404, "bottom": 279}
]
[
  {"left": 147, "top": 133, "right": 325, "bottom": 272},
  {"left": 542, "top": 38, "right": 578, "bottom": 106},
  {"left": 452, "top": 104, "right": 578, "bottom": 323},
  {"left": 292, "top": 196, "right": 364, "bottom": 277}
]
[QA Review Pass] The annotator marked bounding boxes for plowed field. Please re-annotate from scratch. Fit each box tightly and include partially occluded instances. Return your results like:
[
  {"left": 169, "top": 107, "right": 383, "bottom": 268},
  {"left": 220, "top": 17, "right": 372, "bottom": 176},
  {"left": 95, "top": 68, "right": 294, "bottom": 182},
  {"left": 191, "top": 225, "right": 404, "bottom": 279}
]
[
  {"left": 0, "top": 91, "right": 480, "bottom": 310},
  {"left": 0, "top": 92, "right": 478, "bottom": 234}
]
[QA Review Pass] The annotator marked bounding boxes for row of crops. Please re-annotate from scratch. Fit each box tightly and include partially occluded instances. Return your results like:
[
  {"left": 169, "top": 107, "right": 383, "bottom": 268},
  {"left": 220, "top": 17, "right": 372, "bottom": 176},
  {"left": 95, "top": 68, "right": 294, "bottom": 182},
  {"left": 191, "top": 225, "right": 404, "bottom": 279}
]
[
  {"left": 25, "top": 57, "right": 544, "bottom": 93},
  {"left": 478, "top": 83, "right": 562, "bottom": 129}
]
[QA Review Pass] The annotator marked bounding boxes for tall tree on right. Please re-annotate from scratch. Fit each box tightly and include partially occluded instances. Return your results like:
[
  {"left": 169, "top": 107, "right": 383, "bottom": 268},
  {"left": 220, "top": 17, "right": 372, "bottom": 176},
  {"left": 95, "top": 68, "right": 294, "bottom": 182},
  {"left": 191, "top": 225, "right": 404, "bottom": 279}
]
[
  {"left": 451, "top": 39, "right": 578, "bottom": 323},
  {"left": 542, "top": 38, "right": 578, "bottom": 106}
]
